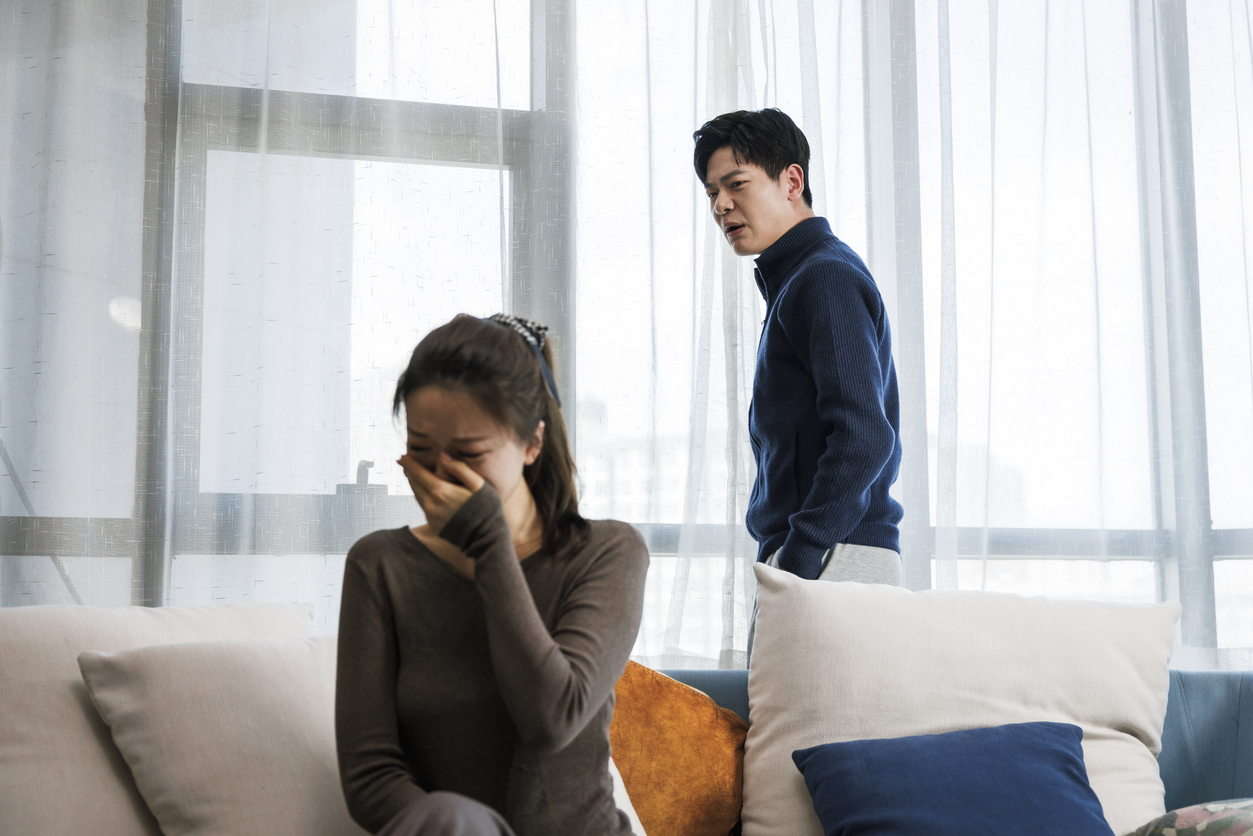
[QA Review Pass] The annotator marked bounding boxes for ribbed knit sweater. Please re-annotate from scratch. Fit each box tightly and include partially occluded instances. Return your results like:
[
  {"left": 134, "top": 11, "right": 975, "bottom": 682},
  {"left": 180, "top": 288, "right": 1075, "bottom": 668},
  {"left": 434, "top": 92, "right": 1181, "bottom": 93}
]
[
  {"left": 747, "top": 216, "right": 903, "bottom": 579},
  {"left": 335, "top": 485, "right": 648, "bottom": 836}
]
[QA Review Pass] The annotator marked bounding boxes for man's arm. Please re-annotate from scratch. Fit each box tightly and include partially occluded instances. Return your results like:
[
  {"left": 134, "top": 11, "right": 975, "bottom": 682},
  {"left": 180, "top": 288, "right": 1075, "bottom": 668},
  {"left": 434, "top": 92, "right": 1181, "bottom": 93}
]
[{"left": 775, "top": 263, "right": 898, "bottom": 579}]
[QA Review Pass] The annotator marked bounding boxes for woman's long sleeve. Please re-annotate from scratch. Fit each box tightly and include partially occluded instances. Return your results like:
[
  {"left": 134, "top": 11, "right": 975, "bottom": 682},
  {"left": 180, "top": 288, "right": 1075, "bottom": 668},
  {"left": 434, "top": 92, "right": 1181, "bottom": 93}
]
[
  {"left": 440, "top": 486, "right": 649, "bottom": 754},
  {"left": 335, "top": 547, "right": 425, "bottom": 833}
]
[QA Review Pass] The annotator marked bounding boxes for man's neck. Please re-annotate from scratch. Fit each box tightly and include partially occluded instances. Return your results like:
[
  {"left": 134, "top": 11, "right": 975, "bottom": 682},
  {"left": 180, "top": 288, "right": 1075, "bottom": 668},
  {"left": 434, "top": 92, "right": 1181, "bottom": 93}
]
[
  {"left": 755, "top": 209, "right": 817, "bottom": 257},
  {"left": 756, "top": 211, "right": 818, "bottom": 257}
]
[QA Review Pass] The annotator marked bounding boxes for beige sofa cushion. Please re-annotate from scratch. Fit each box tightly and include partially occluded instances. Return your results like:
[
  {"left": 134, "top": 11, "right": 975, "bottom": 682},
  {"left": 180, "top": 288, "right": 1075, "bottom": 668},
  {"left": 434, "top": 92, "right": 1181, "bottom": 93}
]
[
  {"left": 742, "top": 563, "right": 1180, "bottom": 836},
  {"left": 0, "top": 602, "right": 315, "bottom": 836},
  {"left": 79, "top": 635, "right": 365, "bottom": 836}
]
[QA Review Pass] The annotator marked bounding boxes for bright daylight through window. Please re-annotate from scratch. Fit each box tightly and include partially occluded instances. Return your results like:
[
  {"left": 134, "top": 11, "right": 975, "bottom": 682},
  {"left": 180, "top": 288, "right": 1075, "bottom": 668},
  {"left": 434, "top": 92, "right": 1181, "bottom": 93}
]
[{"left": 1, "top": 0, "right": 1252, "bottom": 670}]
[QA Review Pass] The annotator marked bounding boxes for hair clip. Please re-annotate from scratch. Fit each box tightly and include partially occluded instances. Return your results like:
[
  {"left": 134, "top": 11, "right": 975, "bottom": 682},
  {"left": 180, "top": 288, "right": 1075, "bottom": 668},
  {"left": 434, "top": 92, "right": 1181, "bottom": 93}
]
[
  {"left": 488, "top": 314, "right": 548, "bottom": 351},
  {"left": 486, "top": 313, "right": 561, "bottom": 407}
]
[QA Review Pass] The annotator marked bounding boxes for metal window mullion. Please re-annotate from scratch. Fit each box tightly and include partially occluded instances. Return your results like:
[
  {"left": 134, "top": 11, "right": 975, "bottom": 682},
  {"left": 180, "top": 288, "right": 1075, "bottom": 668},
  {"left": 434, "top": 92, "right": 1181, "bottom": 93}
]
[
  {"left": 635, "top": 523, "right": 1228, "bottom": 560},
  {"left": 180, "top": 85, "right": 532, "bottom": 166},
  {"left": 162, "top": 0, "right": 571, "bottom": 564},
  {"left": 862, "top": 0, "right": 931, "bottom": 590},
  {"left": 1, "top": 518, "right": 141, "bottom": 559},
  {"left": 516, "top": 0, "right": 577, "bottom": 448},
  {"left": 132, "top": 0, "right": 183, "bottom": 606},
  {"left": 1131, "top": 0, "right": 1217, "bottom": 647}
]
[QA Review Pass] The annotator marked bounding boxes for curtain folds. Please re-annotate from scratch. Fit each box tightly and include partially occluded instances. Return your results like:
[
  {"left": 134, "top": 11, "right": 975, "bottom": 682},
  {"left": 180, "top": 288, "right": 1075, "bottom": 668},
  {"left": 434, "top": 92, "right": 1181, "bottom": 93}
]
[
  {"left": 3, "top": 0, "right": 1253, "bottom": 667},
  {"left": 578, "top": 0, "right": 863, "bottom": 667}
]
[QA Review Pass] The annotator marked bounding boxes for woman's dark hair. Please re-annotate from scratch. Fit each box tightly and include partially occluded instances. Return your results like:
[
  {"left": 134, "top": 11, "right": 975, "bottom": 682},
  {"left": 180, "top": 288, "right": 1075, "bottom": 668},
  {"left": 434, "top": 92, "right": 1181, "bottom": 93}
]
[
  {"left": 393, "top": 314, "right": 588, "bottom": 555},
  {"left": 693, "top": 107, "right": 813, "bottom": 207}
]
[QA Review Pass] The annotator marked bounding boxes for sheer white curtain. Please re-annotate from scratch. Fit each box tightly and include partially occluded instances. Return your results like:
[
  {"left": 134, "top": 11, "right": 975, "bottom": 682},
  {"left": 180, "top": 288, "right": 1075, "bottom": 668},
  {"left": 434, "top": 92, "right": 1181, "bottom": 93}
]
[
  {"left": 892, "top": 0, "right": 1253, "bottom": 665},
  {"left": 580, "top": 0, "right": 1253, "bottom": 666},
  {"left": 917, "top": 1, "right": 1156, "bottom": 583},
  {"left": 1, "top": 0, "right": 533, "bottom": 631},
  {"left": 3, "top": 0, "right": 1253, "bottom": 669},
  {"left": 576, "top": 0, "right": 864, "bottom": 667},
  {"left": 1190, "top": 0, "right": 1253, "bottom": 661},
  {"left": 1, "top": 0, "right": 146, "bottom": 605}
]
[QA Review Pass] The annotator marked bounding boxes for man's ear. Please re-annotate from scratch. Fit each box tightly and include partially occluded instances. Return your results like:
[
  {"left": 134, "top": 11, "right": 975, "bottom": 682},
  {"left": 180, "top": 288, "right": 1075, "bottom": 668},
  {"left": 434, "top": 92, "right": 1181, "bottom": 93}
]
[
  {"left": 784, "top": 163, "right": 806, "bottom": 203},
  {"left": 524, "top": 420, "right": 545, "bottom": 466}
]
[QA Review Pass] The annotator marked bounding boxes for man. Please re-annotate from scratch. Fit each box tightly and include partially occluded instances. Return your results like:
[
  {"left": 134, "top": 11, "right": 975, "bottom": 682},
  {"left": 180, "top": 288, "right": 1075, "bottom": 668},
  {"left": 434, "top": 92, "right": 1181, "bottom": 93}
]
[{"left": 694, "top": 108, "right": 903, "bottom": 583}]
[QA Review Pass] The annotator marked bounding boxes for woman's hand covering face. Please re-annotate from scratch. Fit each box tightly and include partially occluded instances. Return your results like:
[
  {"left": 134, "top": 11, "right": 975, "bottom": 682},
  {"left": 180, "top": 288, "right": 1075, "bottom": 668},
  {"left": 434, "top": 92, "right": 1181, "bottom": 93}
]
[
  {"left": 402, "top": 385, "right": 543, "bottom": 544},
  {"left": 398, "top": 452, "right": 487, "bottom": 537}
]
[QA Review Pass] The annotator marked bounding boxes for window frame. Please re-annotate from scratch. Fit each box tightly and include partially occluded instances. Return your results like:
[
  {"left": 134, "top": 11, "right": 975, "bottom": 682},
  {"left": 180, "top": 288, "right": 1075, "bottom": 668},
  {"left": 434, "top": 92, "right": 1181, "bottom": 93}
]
[
  {"left": 4, "top": 0, "right": 1251, "bottom": 658},
  {"left": 1, "top": 0, "right": 576, "bottom": 607}
]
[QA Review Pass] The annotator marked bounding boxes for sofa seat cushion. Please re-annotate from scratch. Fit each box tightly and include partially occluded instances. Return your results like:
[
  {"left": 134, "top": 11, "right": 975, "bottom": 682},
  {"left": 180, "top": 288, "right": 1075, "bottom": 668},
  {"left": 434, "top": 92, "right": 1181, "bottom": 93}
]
[
  {"left": 79, "top": 634, "right": 365, "bottom": 836},
  {"left": 0, "top": 602, "right": 315, "bottom": 836},
  {"left": 743, "top": 563, "right": 1179, "bottom": 836}
]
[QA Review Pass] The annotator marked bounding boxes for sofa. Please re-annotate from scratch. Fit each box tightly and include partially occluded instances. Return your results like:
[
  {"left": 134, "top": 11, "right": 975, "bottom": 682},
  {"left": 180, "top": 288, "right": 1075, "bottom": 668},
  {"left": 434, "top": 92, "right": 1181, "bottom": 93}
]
[{"left": 2, "top": 599, "right": 1250, "bottom": 836}]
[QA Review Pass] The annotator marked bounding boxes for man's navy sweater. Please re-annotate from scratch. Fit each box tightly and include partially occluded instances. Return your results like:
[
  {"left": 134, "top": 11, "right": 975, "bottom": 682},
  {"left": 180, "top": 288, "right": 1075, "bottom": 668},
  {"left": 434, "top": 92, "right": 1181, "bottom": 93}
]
[{"left": 747, "top": 216, "right": 903, "bottom": 579}]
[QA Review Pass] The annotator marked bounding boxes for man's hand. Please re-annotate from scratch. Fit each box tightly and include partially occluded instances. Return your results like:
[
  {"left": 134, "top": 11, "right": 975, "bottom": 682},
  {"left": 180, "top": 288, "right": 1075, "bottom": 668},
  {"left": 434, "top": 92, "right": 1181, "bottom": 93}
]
[{"left": 397, "top": 453, "right": 487, "bottom": 537}]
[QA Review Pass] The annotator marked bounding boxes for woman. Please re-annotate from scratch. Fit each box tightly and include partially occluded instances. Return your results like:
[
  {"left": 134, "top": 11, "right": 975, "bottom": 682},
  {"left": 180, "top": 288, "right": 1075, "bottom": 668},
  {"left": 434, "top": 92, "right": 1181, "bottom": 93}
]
[{"left": 336, "top": 314, "right": 648, "bottom": 836}]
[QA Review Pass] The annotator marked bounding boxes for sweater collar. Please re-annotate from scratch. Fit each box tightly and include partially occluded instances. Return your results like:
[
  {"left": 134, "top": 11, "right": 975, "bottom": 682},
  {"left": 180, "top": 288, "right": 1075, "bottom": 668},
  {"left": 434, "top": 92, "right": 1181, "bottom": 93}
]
[{"left": 752, "top": 216, "right": 832, "bottom": 302}]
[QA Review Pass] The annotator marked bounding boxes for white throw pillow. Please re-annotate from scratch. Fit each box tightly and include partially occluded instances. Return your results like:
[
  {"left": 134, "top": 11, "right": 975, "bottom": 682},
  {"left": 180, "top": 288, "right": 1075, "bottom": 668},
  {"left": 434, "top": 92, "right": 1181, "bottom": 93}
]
[
  {"left": 78, "top": 634, "right": 365, "bottom": 836},
  {"left": 743, "top": 563, "right": 1179, "bottom": 836},
  {"left": 0, "top": 602, "right": 315, "bottom": 836}
]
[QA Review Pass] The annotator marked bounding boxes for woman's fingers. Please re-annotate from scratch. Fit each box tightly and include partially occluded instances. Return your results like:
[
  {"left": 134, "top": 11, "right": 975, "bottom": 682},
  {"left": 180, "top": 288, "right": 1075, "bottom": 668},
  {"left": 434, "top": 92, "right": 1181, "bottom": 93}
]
[
  {"left": 440, "top": 454, "right": 486, "bottom": 493},
  {"left": 397, "top": 455, "right": 435, "bottom": 508},
  {"left": 397, "top": 453, "right": 480, "bottom": 534},
  {"left": 398, "top": 454, "right": 437, "bottom": 490}
]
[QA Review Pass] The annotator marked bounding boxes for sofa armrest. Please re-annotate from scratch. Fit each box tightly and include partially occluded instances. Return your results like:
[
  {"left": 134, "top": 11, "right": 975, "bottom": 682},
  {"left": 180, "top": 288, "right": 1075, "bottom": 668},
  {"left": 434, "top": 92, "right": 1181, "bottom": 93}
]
[{"left": 1160, "top": 670, "right": 1253, "bottom": 809}]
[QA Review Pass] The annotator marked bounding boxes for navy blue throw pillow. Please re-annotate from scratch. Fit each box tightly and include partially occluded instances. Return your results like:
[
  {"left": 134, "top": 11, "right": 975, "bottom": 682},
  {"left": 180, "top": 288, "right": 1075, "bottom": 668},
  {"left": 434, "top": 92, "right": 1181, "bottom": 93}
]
[{"left": 792, "top": 722, "right": 1115, "bottom": 836}]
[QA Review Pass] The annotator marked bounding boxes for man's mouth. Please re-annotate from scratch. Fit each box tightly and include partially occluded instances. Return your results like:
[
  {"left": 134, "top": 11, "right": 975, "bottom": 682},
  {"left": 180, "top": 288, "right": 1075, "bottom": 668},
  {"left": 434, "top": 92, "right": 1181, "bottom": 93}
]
[{"left": 724, "top": 223, "right": 745, "bottom": 237}]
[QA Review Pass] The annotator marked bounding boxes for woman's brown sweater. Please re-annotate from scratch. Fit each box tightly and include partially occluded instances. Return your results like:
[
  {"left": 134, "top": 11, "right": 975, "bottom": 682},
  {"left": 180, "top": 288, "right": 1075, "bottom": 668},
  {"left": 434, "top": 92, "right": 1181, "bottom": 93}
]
[{"left": 335, "top": 484, "right": 648, "bottom": 836}]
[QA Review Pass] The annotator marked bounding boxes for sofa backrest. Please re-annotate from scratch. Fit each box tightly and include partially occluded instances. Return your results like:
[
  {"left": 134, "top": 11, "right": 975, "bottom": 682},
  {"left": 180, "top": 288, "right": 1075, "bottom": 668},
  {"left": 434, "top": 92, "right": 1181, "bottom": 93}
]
[
  {"left": 661, "top": 667, "right": 1253, "bottom": 810},
  {"left": 0, "top": 602, "right": 316, "bottom": 836}
]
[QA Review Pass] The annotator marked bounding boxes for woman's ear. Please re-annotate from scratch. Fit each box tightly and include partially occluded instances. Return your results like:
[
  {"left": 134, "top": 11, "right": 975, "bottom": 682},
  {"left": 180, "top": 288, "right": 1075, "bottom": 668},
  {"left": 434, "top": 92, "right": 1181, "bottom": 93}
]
[{"left": 523, "top": 420, "right": 545, "bottom": 466}]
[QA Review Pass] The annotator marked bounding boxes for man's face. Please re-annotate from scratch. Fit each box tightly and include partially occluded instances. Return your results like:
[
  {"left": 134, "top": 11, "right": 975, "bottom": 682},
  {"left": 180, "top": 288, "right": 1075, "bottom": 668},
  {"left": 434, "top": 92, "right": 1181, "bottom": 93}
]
[{"left": 703, "top": 145, "right": 805, "bottom": 256}]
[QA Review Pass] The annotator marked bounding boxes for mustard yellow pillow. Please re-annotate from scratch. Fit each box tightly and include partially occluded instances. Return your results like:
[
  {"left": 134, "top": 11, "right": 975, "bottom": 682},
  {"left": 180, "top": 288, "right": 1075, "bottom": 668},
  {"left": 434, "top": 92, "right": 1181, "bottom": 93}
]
[{"left": 610, "top": 662, "right": 748, "bottom": 836}]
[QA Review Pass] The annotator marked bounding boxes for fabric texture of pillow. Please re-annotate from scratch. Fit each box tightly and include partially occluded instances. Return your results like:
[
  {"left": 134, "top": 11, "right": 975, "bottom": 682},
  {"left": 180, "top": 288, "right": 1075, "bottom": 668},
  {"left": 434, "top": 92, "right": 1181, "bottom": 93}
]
[
  {"left": 79, "top": 634, "right": 365, "bottom": 836},
  {"left": 1129, "top": 799, "right": 1253, "bottom": 835},
  {"left": 0, "top": 602, "right": 315, "bottom": 836},
  {"left": 743, "top": 563, "right": 1180, "bottom": 836},
  {"left": 610, "top": 660, "right": 748, "bottom": 836},
  {"left": 792, "top": 721, "right": 1115, "bottom": 836}
]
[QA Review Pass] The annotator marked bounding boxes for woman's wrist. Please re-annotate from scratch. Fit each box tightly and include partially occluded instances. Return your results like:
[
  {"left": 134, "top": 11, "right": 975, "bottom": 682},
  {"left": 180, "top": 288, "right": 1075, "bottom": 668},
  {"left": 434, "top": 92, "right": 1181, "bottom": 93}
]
[{"left": 438, "top": 484, "right": 507, "bottom": 560}]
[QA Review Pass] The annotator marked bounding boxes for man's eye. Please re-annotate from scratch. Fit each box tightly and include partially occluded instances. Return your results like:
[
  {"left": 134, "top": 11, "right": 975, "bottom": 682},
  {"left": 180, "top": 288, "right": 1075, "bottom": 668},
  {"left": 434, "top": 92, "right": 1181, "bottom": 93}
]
[
  {"left": 457, "top": 452, "right": 485, "bottom": 461},
  {"left": 408, "top": 446, "right": 430, "bottom": 455}
]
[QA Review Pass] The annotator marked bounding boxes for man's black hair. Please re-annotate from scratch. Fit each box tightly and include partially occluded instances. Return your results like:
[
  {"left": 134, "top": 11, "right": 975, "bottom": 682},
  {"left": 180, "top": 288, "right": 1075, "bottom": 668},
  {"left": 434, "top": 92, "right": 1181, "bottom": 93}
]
[{"left": 693, "top": 108, "right": 812, "bottom": 207}]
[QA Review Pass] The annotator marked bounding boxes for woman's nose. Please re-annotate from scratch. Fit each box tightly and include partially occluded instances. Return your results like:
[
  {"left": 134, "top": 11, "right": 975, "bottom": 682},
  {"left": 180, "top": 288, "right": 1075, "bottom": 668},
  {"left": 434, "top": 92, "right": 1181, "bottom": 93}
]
[{"left": 433, "top": 456, "right": 451, "bottom": 480}]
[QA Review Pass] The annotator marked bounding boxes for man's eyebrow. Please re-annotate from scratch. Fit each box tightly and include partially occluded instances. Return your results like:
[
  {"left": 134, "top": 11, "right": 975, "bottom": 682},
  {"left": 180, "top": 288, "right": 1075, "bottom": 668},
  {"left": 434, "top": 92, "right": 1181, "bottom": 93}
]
[{"left": 705, "top": 168, "right": 749, "bottom": 188}]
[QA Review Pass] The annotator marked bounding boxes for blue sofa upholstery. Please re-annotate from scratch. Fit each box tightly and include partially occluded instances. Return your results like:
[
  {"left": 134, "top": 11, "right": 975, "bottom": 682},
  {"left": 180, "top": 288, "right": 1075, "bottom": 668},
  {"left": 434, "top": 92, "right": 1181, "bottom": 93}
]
[{"left": 661, "top": 668, "right": 1253, "bottom": 810}]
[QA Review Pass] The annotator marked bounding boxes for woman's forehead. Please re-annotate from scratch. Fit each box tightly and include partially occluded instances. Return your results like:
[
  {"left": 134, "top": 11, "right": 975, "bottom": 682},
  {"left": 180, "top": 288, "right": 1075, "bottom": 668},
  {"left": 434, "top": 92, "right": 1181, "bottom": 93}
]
[{"left": 404, "top": 386, "right": 506, "bottom": 438}]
